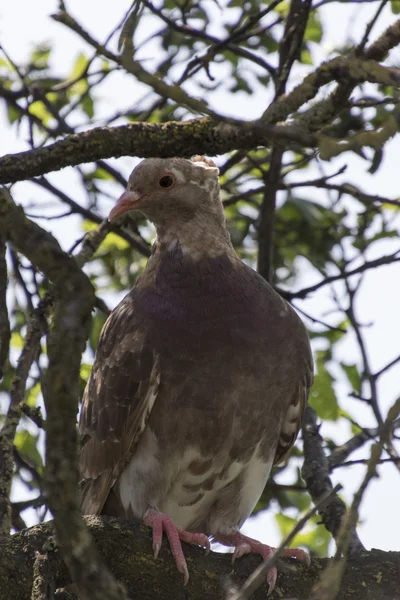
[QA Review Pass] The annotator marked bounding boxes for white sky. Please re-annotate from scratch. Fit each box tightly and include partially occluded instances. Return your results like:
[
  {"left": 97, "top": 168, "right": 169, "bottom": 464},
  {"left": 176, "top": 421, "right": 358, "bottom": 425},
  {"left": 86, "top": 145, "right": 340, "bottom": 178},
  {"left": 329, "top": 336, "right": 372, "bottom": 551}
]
[{"left": 1, "top": 1, "right": 400, "bottom": 554}]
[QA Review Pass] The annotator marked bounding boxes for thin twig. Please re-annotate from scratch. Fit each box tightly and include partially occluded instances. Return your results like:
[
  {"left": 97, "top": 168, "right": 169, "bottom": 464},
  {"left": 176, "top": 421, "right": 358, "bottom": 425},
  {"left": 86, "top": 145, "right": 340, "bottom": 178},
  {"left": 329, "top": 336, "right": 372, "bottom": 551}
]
[
  {"left": 284, "top": 251, "right": 400, "bottom": 299},
  {"left": 374, "top": 353, "right": 400, "bottom": 379},
  {"left": 357, "top": 0, "right": 390, "bottom": 53},
  {"left": 331, "top": 456, "right": 400, "bottom": 469}
]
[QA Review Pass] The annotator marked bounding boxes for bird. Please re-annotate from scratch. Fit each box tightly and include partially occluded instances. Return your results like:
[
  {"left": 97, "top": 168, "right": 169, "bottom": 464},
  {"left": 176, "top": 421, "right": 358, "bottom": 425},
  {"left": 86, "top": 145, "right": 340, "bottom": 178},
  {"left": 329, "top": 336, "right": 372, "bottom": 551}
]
[{"left": 79, "top": 155, "right": 313, "bottom": 592}]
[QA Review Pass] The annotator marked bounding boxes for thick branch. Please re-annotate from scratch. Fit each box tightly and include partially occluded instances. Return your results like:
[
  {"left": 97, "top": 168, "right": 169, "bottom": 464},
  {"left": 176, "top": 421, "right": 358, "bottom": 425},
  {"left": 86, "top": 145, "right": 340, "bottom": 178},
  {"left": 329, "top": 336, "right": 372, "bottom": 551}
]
[
  {"left": 0, "top": 55, "right": 398, "bottom": 185},
  {"left": 262, "top": 56, "right": 400, "bottom": 124},
  {"left": 0, "top": 119, "right": 317, "bottom": 184},
  {"left": 296, "top": 17, "right": 400, "bottom": 132},
  {"left": 365, "top": 18, "right": 400, "bottom": 61},
  {"left": 0, "top": 517, "right": 399, "bottom": 600},
  {"left": 0, "top": 189, "right": 127, "bottom": 600},
  {"left": 0, "top": 234, "right": 10, "bottom": 380}
]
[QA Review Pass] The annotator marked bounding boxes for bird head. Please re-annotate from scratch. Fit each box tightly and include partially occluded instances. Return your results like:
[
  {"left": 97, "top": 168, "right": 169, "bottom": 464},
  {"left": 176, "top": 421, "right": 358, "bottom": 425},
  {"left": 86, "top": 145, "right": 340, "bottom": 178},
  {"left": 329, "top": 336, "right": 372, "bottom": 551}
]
[{"left": 109, "top": 156, "right": 221, "bottom": 226}]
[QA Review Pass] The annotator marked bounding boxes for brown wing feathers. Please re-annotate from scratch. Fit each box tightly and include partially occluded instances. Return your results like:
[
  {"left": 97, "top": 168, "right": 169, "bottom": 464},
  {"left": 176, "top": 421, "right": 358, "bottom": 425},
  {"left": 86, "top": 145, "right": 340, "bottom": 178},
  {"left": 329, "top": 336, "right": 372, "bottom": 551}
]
[{"left": 79, "top": 297, "right": 160, "bottom": 514}]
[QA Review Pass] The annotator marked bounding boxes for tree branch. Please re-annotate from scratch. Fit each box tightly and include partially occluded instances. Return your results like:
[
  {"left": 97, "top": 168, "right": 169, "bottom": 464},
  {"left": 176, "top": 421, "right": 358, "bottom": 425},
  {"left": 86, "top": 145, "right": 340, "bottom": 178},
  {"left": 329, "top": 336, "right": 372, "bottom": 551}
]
[
  {"left": 257, "top": 0, "right": 313, "bottom": 283},
  {"left": 0, "top": 292, "right": 48, "bottom": 536},
  {"left": 0, "top": 119, "right": 319, "bottom": 185},
  {"left": 0, "top": 188, "right": 127, "bottom": 600},
  {"left": 0, "top": 517, "right": 399, "bottom": 600},
  {"left": 302, "top": 407, "right": 364, "bottom": 554},
  {"left": 262, "top": 56, "right": 400, "bottom": 125},
  {"left": 296, "top": 17, "right": 400, "bottom": 132},
  {"left": 0, "top": 233, "right": 10, "bottom": 381},
  {"left": 284, "top": 250, "right": 400, "bottom": 299},
  {"left": 311, "top": 397, "right": 400, "bottom": 600}
]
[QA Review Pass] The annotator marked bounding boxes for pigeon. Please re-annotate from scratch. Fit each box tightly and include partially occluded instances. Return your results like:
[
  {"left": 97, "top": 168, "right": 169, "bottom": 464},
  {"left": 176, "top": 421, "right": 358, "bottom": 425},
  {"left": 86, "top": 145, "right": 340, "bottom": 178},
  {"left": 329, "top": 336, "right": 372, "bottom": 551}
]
[{"left": 79, "top": 155, "right": 313, "bottom": 592}]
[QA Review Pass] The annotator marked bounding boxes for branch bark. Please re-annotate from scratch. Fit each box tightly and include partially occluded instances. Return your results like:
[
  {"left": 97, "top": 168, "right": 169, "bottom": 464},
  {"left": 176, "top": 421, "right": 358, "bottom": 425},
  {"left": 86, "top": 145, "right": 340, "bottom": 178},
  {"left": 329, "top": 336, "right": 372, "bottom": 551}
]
[
  {"left": 0, "top": 119, "right": 317, "bottom": 184},
  {"left": 0, "top": 188, "right": 127, "bottom": 600},
  {"left": 258, "top": 0, "right": 312, "bottom": 283},
  {"left": 0, "top": 517, "right": 399, "bottom": 600},
  {"left": 302, "top": 407, "right": 364, "bottom": 554},
  {"left": 0, "top": 234, "right": 9, "bottom": 381}
]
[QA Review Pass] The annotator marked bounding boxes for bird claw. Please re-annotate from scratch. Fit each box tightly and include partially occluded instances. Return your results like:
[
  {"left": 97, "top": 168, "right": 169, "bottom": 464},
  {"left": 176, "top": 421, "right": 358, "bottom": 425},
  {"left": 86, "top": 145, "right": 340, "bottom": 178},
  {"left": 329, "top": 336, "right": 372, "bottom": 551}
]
[
  {"left": 232, "top": 542, "right": 252, "bottom": 563},
  {"left": 153, "top": 541, "right": 161, "bottom": 560},
  {"left": 144, "top": 509, "right": 209, "bottom": 585},
  {"left": 215, "top": 531, "right": 309, "bottom": 595},
  {"left": 180, "top": 562, "right": 190, "bottom": 586},
  {"left": 266, "top": 567, "right": 278, "bottom": 595},
  {"left": 285, "top": 547, "right": 310, "bottom": 566}
]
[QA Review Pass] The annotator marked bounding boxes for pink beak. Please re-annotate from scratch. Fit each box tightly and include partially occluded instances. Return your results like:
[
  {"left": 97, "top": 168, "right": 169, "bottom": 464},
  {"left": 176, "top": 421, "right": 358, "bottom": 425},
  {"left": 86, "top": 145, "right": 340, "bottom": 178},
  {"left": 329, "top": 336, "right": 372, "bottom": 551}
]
[{"left": 108, "top": 190, "right": 147, "bottom": 221}]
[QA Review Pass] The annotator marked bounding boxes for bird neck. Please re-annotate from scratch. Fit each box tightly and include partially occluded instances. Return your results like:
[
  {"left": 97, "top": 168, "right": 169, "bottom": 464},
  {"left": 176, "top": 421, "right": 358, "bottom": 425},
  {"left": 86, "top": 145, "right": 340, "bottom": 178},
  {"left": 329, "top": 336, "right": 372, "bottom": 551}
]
[{"left": 154, "top": 212, "right": 235, "bottom": 262}]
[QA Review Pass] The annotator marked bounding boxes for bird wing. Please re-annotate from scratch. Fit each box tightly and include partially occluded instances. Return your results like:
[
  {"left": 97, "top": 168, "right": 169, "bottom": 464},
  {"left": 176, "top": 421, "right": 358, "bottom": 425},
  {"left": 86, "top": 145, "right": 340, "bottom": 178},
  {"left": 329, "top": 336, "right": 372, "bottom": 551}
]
[
  {"left": 79, "top": 295, "right": 160, "bottom": 515},
  {"left": 274, "top": 307, "right": 314, "bottom": 465},
  {"left": 273, "top": 373, "right": 311, "bottom": 465}
]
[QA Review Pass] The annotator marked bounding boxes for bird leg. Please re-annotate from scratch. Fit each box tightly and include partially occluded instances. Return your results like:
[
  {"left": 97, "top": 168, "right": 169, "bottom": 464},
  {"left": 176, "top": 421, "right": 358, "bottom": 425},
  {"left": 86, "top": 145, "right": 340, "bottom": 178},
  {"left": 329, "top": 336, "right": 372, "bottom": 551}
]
[
  {"left": 213, "top": 531, "right": 309, "bottom": 594},
  {"left": 143, "top": 509, "right": 210, "bottom": 585}
]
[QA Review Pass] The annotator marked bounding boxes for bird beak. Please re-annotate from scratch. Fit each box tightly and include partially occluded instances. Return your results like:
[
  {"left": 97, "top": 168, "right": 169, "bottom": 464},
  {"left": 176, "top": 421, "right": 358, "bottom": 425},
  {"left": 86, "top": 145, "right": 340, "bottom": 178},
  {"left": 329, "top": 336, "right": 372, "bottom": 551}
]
[{"left": 108, "top": 191, "right": 147, "bottom": 221}]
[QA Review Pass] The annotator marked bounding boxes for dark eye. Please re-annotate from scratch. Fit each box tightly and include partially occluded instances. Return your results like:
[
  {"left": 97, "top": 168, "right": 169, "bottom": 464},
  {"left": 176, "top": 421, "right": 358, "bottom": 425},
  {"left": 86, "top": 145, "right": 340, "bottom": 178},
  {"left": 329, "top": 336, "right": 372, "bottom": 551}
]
[{"left": 158, "top": 175, "right": 174, "bottom": 189}]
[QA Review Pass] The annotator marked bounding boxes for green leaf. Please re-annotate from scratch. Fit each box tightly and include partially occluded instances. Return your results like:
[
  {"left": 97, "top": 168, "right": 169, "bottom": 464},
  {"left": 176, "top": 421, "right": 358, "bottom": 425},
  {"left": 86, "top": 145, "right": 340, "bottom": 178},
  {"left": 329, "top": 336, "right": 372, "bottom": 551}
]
[
  {"left": 305, "top": 12, "right": 323, "bottom": 43},
  {"left": 82, "top": 220, "right": 97, "bottom": 232},
  {"left": 275, "top": 512, "right": 297, "bottom": 536},
  {"left": 14, "top": 431, "right": 43, "bottom": 472},
  {"left": 99, "top": 232, "right": 130, "bottom": 252},
  {"left": 276, "top": 196, "right": 342, "bottom": 271},
  {"left": 391, "top": 0, "right": 400, "bottom": 14},
  {"left": 7, "top": 104, "right": 21, "bottom": 125},
  {"left": 309, "top": 352, "right": 339, "bottom": 420},
  {"left": 26, "top": 382, "right": 41, "bottom": 407},
  {"left": 229, "top": 73, "right": 252, "bottom": 95},
  {"left": 89, "top": 168, "right": 114, "bottom": 181},
  {"left": 71, "top": 52, "right": 89, "bottom": 79},
  {"left": 286, "top": 489, "right": 312, "bottom": 512},
  {"left": 28, "top": 100, "right": 53, "bottom": 125},
  {"left": 10, "top": 331, "right": 24, "bottom": 349},
  {"left": 68, "top": 53, "right": 90, "bottom": 96},
  {"left": 300, "top": 49, "right": 312, "bottom": 65},
  {"left": 309, "top": 321, "right": 347, "bottom": 345},
  {"left": 30, "top": 44, "right": 51, "bottom": 70},
  {"left": 81, "top": 363, "right": 92, "bottom": 381},
  {"left": 340, "top": 363, "right": 361, "bottom": 394},
  {"left": 287, "top": 197, "right": 332, "bottom": 225},
  {"left": 81, "top": 94, "right": 94, "bottom": 118},
  {"left": 89, "top": 311, "right": 107, "bottom": 352},
  {"left": 0, "top": 58, "right": 11, "bottom": 69},
  {"left": 275, "top": 513, "right": 330, "bottom": 556}
]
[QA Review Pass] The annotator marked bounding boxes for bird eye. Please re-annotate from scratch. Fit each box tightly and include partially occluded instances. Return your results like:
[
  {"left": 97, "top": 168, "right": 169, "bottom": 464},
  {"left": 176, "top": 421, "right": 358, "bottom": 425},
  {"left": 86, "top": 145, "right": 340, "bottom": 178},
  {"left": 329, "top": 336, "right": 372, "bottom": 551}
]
[{"left": 158, "top": 175, "right": 174, "bottom": 189}]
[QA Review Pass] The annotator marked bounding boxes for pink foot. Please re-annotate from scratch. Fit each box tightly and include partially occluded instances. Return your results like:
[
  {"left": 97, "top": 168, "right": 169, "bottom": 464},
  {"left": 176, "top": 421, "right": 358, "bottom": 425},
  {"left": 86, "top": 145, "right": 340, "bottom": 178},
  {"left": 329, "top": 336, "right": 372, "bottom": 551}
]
[
  {"left": 214, "top": 531, "right": 309, "bottom": 594},
  {"left": 143, "top": 509, "right": 210, "bottom": 585}
]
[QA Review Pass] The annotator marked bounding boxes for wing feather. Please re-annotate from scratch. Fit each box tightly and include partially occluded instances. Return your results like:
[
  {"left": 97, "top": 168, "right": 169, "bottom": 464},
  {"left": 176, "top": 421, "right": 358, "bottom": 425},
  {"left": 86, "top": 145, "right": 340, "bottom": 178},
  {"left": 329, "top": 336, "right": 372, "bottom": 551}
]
[
  {"left": 79, "top": 295, "right": 160, "bottom": 515},
  {"left": 273, "top": 363, "right": 313, "bottom": 466}
]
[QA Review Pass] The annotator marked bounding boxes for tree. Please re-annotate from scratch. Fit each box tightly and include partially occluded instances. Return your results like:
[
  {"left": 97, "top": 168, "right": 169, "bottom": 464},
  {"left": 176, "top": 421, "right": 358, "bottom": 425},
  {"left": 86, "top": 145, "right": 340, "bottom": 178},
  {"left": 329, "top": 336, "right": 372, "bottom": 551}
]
[{"left": 0, "top": 1, "right": 400, "bottom": 599}]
